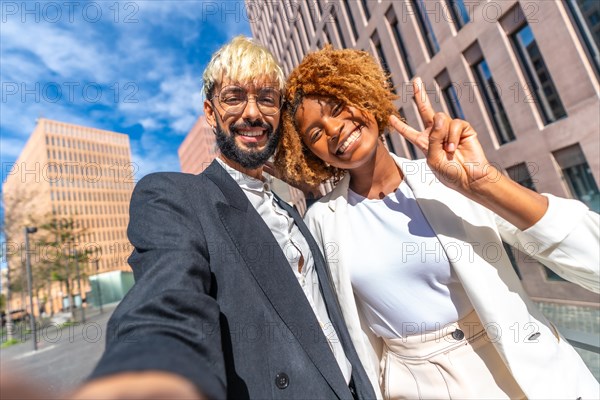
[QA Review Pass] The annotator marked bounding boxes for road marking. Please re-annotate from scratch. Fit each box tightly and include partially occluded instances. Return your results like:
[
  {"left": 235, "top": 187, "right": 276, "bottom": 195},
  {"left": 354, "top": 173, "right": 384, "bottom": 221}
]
[{"left": 13, "top": 345, "right": 57, "bottom": 360}]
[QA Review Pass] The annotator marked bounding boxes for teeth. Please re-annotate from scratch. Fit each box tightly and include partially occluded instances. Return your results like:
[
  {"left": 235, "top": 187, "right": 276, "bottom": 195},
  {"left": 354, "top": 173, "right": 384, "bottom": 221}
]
[
  {"left": 239, "top": 130, "right": 264, "bottom": 137},
  {"left": 337, "top": 129, "right": 362, "bottom": 154}
]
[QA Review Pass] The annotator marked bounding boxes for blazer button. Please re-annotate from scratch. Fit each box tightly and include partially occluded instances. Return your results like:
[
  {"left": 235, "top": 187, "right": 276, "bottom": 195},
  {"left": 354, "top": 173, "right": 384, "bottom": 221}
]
[
  {"left": 275, "top": 373, "right": 289, "bottom": 389},
  {"left": 452, "top": 329, "right": 465, "bottom": 340},
  {"left": 528, "top": 332, "right": 541, "bottom": 341}
]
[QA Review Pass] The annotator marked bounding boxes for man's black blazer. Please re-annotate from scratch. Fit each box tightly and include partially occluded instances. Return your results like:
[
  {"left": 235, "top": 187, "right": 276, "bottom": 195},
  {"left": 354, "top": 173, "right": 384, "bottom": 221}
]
[{"left": 90, "top": 160, "right": 376, "bottom": 399}]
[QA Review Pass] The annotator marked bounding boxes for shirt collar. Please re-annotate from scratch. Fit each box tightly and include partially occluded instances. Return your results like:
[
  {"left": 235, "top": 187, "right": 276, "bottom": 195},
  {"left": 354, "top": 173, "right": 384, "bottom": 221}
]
[{"left": 215, "top": 157, "right": 269, "bottom": 193}]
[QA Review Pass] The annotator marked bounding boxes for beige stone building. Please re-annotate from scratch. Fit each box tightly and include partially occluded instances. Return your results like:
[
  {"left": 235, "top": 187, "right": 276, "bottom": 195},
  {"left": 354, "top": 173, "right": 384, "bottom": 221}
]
[
  {"left": 2, "top": 118, "right": 135, "bottom": 316},
  {"left": 247, "top": 0, "right": 600, "bottom": 305}
]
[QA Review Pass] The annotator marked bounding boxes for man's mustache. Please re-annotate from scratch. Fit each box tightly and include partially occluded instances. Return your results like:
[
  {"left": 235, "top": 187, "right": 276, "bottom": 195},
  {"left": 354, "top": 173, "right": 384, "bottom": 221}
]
[{"left": 230, "top": 120, "right": 272, "bottom": 132}]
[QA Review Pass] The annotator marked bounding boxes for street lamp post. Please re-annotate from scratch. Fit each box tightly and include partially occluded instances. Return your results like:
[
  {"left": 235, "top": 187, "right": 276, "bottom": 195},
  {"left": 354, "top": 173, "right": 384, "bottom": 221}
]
[
  {"left": 4, "top": 263, "right": 13, "bottom": 341},
  {"left": 95, "top": 260, "right": 103, "bottom": 314},
  {"left": 74, "top": 249, "right": 85, "bottom": 323},
  {"left": 64, "top": 247, "right": 74, "bottom": 318},
  {"left": 24, "top": 226, "right": 37, "bottom": 351}
]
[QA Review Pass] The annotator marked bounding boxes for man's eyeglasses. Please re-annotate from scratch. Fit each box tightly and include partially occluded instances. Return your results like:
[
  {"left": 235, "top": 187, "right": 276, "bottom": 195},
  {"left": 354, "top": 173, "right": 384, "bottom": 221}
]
[{"left": 213, "top": 86, "right": 282, "bottom": 116}]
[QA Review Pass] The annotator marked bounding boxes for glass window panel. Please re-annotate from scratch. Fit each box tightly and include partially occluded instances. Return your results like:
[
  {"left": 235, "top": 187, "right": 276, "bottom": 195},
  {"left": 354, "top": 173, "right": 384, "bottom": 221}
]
[
  {"left": 447, "top": 0, "right": 471, "bottom": 29},
  {"left": 566, "top": 0, "right": 600, "bottom": 76},
  {"left": 512, "top": 25, "right": 567, "bottom": 124},
  {"left": 507, "top": 162, "right": 537, "bottom": 191},
  {"left": 553, "top": 144, "right": 600, "bottom": 212},
  {"left": 473, "top": 59, "right": 516, "bottom": 144},
  {"left": 442, "top": 85, "right": 465, "bottom": 119},
  {"left": 387, "top": 9, "right": 415, "bottom": 78},
  {"left": 412, "top": 0, "right": 440, "bottom": 56}
]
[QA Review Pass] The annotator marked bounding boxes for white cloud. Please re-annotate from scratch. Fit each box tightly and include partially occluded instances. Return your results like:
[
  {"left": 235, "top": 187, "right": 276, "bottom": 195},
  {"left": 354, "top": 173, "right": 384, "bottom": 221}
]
[
  {"left": 139, "top": 118, "right": 161, "bottom": 130},
  {"left": 0, "top": 138, "right": 27, "bottom": 162},
  {"left": 1, "top": 19, "right": 114, "bottom": 82},
  {"left": 119, "top": 72, "right": 204, "bottom": 135},
  {"left": 130, "top": 132, "right": 182, "bottom": 179},
  {"left": 1, "top": 0, "right": 253, "bottom": 179}
]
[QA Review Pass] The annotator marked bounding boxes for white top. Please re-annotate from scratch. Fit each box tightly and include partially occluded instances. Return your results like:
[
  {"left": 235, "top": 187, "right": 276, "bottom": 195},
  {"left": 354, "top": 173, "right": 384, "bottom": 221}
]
[
  {"left": 216, "top": 158, "right": 352, "bottom": 383},
  {"left": 346, "top": 180, "right": 473, "bottom": 338}
]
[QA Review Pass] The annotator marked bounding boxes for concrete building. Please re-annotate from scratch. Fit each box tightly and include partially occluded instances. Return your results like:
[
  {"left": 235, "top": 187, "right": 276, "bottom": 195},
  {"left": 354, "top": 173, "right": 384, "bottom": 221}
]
[
  {"left": 247, "top": 0, "right": 600, "bottom": 305},
  {"left": 2, "top": 118, "right": 135, "bottom": 315},
  {"left": 178, "top": 116, "right": 219, "bottom": 174}
]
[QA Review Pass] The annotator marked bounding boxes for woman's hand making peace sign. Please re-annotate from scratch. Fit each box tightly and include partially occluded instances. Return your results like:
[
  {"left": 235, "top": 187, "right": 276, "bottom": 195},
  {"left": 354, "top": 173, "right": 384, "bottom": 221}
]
[
  {"left": 389, "top": 77, "right": 549, "bottom": 230},
  {"left": 389, "top": 77, "right": 496, "bottom": 198}
]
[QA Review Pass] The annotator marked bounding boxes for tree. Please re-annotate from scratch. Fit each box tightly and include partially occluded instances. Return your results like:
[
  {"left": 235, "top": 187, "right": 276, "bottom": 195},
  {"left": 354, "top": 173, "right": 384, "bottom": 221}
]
[
  {"left": 38, "top": 216, "right": 91, "bottom": 317},
  {"left": 1, "top": 187, "right": 43, "bottom": 332},
  {"left": 0, "top": 293, "right": 6, "bottom": 313}
]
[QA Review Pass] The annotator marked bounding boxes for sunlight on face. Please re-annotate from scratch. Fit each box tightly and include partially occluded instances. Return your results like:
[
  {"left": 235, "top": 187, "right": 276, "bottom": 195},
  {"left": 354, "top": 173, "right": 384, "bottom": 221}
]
[{"left": 294, "top": 96, "right": 380, "bottom": 171}]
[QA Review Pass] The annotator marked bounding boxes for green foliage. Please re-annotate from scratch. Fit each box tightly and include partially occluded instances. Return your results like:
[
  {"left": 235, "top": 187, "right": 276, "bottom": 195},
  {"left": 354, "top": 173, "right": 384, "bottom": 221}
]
[{"left": 1, "top": 338, "right": 20, "bottom": 348}]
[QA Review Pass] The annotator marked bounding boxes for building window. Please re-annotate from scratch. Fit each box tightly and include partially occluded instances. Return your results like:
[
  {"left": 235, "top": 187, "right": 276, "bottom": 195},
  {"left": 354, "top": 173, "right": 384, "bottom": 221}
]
[
  {"left": 384, "top": 129, "right": 397, "bottom": 155},
  {"left": 553, "top": 144, "right": 600, "bottom": 212},
  {"left": 331, "top": 6, "right": 347, "bottom": 48},
  {"left": 544, "top": 266, "right": 567, "bottom": 281},
  {"left": 502, "top": 242, "right": 522, "bottom": 280},
  {"left": 386, "top": 7, "right": 415, "bottom": 78},
  {"left": 447, "top": 0, "right": 471, "bottom": 29},
  {"left": 473, "top": 58, "right": 516, "bottom": 144},
  {"left": 412, "top": 0, "right": 440, "bottom": 57},
  {"left": 436, "top": 70, "right": 464, "bottom": 119},
  {"left": 342, "top": 0, "right": 359, "bottom": 40},
  {"left": 323, "top": 28, "right": 332, "bottom": 46},
  {"left": 442, "top": 85, "right": 465, "bottom": 119},
  {"left": 565, "top": 0, "right": 600, "bottom": 77},
  {"left": 371, "top": 33, "right": 396, "bottom": 93},
  {"left": 506, "top": 162, "right": 537, "bottom": 191},
  {"left": 398, "top": 108, "right": 418, "bottom": 159},
  {"left": 359, "top": 0, "right": 371, "bottom": 20},
  {"left": 512, "top": 24, "right": 567, "bottom": 124}
]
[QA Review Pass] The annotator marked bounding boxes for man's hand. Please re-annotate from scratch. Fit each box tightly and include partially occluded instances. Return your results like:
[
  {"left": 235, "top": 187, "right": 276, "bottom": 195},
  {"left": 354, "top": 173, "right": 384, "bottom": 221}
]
[{"left": 71, "top": 372, "right": 204, "bottom": 400}]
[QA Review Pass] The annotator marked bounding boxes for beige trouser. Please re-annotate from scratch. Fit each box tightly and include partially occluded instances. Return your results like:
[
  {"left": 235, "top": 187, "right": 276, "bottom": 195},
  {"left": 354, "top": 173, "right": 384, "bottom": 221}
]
[{"left": 380, "top": 310, "right": 527, "bottom": 400}]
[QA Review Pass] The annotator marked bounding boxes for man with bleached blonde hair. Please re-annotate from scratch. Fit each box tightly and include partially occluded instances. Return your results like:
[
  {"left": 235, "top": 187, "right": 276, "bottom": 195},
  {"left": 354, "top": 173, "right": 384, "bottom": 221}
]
[{"left": 74, "top": 36, "right": 376, "bottom": 399}]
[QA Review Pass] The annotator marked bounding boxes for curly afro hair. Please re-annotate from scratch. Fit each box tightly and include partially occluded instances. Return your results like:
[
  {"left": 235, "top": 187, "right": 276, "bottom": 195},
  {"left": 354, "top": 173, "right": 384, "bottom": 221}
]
[{"left": 274, "top": 46, "right": 398, "bottom": 187}]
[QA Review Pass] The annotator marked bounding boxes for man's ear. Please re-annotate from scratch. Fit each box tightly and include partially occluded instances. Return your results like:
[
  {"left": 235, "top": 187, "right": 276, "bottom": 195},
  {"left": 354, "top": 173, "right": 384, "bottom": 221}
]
[{"left": 204, "top": 99, "right": 216, "bottom": 128}]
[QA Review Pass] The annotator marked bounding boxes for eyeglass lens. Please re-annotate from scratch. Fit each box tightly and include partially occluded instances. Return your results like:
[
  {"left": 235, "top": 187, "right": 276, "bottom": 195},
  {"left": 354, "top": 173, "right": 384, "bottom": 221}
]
[{"left": 217, "top": 86, "right": 281, "bottom": 115}]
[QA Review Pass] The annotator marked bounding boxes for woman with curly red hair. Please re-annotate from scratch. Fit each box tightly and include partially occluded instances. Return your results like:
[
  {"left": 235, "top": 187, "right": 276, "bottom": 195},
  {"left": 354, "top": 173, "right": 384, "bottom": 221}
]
[{"left": 275, "top": 47, "right": 599, "bottom": 399}]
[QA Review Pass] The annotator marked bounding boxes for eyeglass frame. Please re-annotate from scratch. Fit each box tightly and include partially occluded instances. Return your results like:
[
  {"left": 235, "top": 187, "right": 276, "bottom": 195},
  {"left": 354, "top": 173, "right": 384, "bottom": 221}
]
[{"left": 211, "top": 85, "right": 284, "bottom": 116}]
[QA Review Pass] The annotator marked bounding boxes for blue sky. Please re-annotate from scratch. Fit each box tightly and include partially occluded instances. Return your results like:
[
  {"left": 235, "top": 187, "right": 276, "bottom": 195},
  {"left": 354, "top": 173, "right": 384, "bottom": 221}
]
[{"left": 1, "top": 0, "right": 252, "bottom": 183}]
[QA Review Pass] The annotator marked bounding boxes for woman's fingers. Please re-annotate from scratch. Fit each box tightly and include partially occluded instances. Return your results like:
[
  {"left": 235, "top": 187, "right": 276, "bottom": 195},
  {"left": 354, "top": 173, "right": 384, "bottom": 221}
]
[
  {"left": 428, "top": 113, "right": 451, "bottom": 157},
  {"left": 413, "top": 77, "right": 435, "bottom": 127},
  {"left": 389, "top": 115, "right": 418, "bottom": 142},
  {"left": 446, "top": 119, "right": 465, "bottom": 154}
]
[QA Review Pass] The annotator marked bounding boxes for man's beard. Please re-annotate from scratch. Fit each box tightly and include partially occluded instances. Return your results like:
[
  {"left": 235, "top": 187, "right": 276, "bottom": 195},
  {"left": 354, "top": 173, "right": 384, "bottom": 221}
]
[{"left": 215, "top": 119, "right": 280, "bottom": 169}]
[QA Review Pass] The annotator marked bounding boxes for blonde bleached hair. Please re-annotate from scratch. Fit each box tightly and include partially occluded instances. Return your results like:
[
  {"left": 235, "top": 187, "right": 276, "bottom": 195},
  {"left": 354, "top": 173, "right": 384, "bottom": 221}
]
[
  {"left": 203, "top": 36, "right": 285, "bottom": 98},
  {"left": 275, "top": 46, "right": 399, "bottom": 187}
]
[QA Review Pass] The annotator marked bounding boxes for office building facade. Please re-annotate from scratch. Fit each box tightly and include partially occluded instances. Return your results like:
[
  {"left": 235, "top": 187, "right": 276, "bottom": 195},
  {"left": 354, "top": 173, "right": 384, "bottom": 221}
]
[
  {"left": 247, "top": 0, "right": 600, "bottom": 305},
  {"left": 2, "top": 118, "right": 135, "bottom": 315}
]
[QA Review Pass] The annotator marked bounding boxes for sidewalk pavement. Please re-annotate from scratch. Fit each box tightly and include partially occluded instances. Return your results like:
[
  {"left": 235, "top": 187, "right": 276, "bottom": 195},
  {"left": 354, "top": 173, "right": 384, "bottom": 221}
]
[{"left": 1, "top": 303, "right": 117, "bottom": 398}]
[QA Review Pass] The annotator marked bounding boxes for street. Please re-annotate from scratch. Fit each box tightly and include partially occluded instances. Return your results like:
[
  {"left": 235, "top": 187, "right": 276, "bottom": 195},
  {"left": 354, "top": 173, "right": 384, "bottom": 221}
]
[{"left": 1, "top": 304, "right": 116, "bottom": 398}]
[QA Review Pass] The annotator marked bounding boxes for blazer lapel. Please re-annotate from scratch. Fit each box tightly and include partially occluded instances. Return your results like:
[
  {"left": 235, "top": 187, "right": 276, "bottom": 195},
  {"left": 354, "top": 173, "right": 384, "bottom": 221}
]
[
  {"left": 204, "top": 162, "right": 352, "bottom": 399},
  {"left": 276, "top": 196, "right": 376, "bottom": 400}
]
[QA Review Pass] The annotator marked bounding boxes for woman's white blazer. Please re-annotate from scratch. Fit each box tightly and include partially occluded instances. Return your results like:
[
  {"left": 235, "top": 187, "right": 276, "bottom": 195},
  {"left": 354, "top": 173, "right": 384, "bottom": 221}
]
[{"left": 304, "top": 154, "right": 599, "bottom": 399}]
